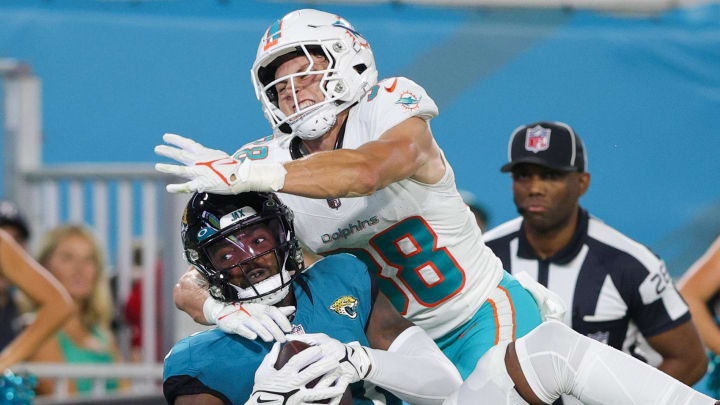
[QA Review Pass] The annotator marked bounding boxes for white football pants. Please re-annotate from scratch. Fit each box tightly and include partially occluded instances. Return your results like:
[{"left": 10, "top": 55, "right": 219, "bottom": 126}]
[{"left": 445, "top": 320, "right": 716, "bottom": 405}]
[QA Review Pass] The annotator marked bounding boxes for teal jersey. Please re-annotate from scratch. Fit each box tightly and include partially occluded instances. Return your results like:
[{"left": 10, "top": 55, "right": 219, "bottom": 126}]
[{"left": 163, "top": 254, "right": 395, "bottom": 405}]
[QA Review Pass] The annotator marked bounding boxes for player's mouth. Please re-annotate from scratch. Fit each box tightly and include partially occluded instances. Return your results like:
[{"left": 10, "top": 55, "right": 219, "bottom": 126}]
[{"left": 296, "top": 99, "right": 315, "bottom": 111}]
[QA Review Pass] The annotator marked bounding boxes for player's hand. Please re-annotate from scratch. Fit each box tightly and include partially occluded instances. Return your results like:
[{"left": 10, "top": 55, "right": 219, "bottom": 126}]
[
  {"left": 154, "top": 133, "right": 287, "bottom": 194},
  {"left": 155, "top": 133, "right": 240, "bottom": 194},
  {"left": 514, "top": 271, "right": 567, "bottom": 322},
  {"left": 288, "top": 333, "right": 373, "bottom": 384},
  {"left": 203, "top": 297, "right": 295, "bottom": 343},
  {"left": 246, "top": 342, "right": 351, "bottom": 405}
]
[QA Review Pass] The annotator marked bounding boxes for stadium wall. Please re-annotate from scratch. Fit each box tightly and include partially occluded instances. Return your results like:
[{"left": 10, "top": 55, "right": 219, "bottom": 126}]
[{"left": 0, "top": 0, "right": 718, "bottom": 276}]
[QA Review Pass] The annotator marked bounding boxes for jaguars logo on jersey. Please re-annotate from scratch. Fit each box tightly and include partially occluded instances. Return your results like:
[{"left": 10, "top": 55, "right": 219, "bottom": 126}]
[{"left": 329, "top": 296, "right": 359, "bottom": 319}]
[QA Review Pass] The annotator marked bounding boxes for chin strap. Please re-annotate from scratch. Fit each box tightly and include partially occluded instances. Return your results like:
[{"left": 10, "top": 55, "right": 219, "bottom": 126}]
[
  {"left": 291, "top": 103, "right": 338, "bottom": 140},
  {"left": 289, "top": 117, "right": 348, "bottom": 160}
]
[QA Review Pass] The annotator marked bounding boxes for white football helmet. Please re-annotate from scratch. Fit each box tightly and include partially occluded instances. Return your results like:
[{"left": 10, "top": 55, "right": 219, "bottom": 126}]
[{"left": 251, "top": 9, "right": 378, "bottom": 140}]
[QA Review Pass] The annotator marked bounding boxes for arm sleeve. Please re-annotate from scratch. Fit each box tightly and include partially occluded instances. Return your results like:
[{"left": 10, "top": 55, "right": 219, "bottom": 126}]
[{"left": 364, "top": 326, "right": 462, "bottom": 405}]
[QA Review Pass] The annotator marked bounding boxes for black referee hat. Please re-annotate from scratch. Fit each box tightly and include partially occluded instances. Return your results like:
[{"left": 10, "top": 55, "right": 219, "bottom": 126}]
[
  {"left": 500, "top": 121, "right": 588, "bottom": 173},
  {"left": 0, "top": 200, "right": 30, "bottom": 242}
]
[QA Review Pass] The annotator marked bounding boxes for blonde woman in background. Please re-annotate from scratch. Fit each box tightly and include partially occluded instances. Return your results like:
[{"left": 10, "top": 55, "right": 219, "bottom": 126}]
[
  {"left": 0, "top": 201, "right": 74, "bottom": 372},
  {"left": 29, "top": 224, "right": 124, "bottom": 396},
  {"left": 680, "top": 235, "right": 720, "bottom": 398}
]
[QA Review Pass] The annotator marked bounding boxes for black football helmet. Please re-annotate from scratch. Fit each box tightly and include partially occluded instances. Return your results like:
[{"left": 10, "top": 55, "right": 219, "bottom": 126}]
[{"left": 181, "top": 192, "right": 304, "bottom": 304}]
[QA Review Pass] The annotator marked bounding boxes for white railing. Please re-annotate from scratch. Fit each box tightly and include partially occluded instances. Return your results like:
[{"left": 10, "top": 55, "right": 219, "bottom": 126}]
[
  {"left": 12, "top": 362, "right": 164, "bottom": 402},
  {"left": 21, "top": 164, "right": 190, "bottom": 366},
  {"left": 2, "top": 61, "right": 205, "bottom": 390}
]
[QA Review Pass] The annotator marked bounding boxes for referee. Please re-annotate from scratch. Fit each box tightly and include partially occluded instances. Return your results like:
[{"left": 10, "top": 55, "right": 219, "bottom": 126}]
[{"left": 483, "top": 121, "right": 708, "bottom": 404}]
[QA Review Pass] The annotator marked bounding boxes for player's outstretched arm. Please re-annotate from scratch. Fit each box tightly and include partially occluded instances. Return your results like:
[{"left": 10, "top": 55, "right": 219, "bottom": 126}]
[
  {"left": 0, "top": 230, "right": 75, "bottom": 370},
  {"left": 155, "top": 133, "right": 287, "bottom": 195},
  {"left": 282, "top": 117, "right": 445, "bottom": 198},
  {"left": 155, "top": 116, "right": 445, "bottom": 198}
]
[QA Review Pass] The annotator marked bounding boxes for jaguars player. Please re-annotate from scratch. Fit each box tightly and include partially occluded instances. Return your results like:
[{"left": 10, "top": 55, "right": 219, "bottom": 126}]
[
  {"left": 157, "top": 9, "right": 719, "bottom": 405},
  {"left": 163, "top": 191, "right": 461, "bottom": 405}
]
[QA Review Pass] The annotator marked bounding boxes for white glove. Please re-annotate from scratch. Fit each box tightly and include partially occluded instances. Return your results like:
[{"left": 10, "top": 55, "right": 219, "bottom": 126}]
[
  {"left": 514, "top": 271, "right": 567, "bottom": 322},
  {"left": 154, "top": 133, "right": 287, "bottom": 194},
  {"left": 288, "top": 333, "right": 374, "bottom": 384},
  {"left": 203, "top": 297, "right": 295, "bottom": 343},
  {"left": 246, "top": 341, "right": 351, "bottom": 405}
]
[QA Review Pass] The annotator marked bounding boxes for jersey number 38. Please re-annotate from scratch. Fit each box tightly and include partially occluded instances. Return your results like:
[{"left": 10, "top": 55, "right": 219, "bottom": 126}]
[{"left": 339, "top": 216, "right": 466, "bottom": 314}]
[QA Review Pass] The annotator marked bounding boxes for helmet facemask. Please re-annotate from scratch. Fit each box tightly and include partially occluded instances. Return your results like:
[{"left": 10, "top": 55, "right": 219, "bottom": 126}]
[
  {"left": 202, "top": 216, "right": 295, "bottom": 306},
  {"left": 256, "top": 44, "right": 345, "bottom": 140},
  {"left": 182, "top": 192, "right": 304, "bottom": 305}
]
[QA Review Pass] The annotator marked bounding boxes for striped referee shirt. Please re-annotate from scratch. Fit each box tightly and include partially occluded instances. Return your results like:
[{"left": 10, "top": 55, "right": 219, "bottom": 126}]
[{"left": 483, "top": 208, "right": 690, "bottom": 366}]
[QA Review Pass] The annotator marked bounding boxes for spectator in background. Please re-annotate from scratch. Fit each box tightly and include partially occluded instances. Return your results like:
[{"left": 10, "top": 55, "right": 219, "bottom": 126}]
[
  {"left": 482, "top": 121, "right": 707, "bottom": 404},
  {"left": 458, "top": 190, "right": 490, "bottom": 232},
  {"left": 0, "top": 200, "right": 74, "bottom": 370},
  {"left": 28, "top": 224, "right": 123, "bottom": 396},
  {"left": 679, "top": 235, "right": 720, "bottom": 398}
]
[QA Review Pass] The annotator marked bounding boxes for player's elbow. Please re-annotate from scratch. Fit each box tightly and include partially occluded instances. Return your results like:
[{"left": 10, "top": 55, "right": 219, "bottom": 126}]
[
  {"left": 172, "top": 282, "right": 185, "bottom": 311},
  {"left": 172, "top": 282, "right": 193, "bottom": 313},
  {"left": 173, "top": 281, "right": 208, "bottom": 324}
]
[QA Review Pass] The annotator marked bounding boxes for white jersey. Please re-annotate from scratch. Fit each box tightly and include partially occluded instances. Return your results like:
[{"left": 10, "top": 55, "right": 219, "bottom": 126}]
[{"left": 233, "top": 77, "right": 504, "bottom": 338}]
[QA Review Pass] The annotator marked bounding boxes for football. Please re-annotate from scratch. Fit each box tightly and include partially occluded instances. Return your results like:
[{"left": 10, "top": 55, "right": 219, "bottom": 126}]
[
  {"left": 275, "top": 340, "right": 353, "bottom": 405},
  {"left": 274, "top": 340, "right": 314, "bottom": 371}
]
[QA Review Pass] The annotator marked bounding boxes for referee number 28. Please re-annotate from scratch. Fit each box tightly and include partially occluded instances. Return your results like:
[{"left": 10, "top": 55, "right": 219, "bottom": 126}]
[{"left": 339, "top": 216, "right": 466, "bottom": 314}]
